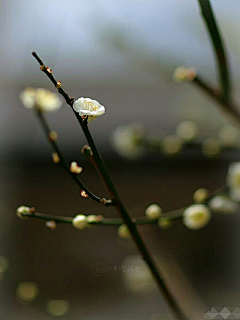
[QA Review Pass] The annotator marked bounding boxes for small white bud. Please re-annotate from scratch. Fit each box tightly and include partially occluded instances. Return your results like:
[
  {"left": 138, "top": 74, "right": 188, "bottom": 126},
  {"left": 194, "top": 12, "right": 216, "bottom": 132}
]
[
  {"left": 46, "top": 220, "right": 57, "bottom": 230},
  {"left": 145, "top": 204, "right": 162, "bottom": 219},
  {"left": 173, "top": 66, "right": 197, "bottom": 83},
  {"left": 70, "top": 162, "right": 83, "bottom": 174},
  {"left": 193, "top": 188, "right": 209, "bottom": 203},
  {"left": 16, "top": 206, "right": 31, "bottom": 219},
  {"left": 72, "top": 215, "right": 87, "bottom": 230},
  {"left": 183, "top": 204, "right": 211, "bottom": 230},
  {"left": 118, "top": 224, "right": 131, "bottom": 239}
]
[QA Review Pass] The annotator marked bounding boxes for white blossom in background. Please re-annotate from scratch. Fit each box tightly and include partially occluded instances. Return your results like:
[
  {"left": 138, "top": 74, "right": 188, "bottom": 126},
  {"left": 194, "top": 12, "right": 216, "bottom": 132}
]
[
  {"left": 21, "top": 88, "right": 62, "bottom": 112},
  {"left": 16, "top": 206, "right": 31, "bottom": 219},
  {"left": 72, "top": 215, "right": 87, "bottom": 230},
  {"left": 229, "top": 188, "right": 240, "bottom": 202},
  {"left": 227, "top": 163, "right": 240, "bottom": 202},
  {"left": 173, "top": 66, "right": 197, "bottom": 83},
  {"left": 227, "top": 162, "right": 240, "bottom": 189},
  {"left": 193, "top": 188, "right": 209, "bottom": 203},
  {"left": 118, "top": 224, "right": 131, "bottom": 239},
  {"left": 209, "top": 195, "right": 238, "bottom": 214},
  {"left": 46, "top": 300, "right": 69, "bottom": 316},
  {"left": 122, "top": 255, "right": 154, "bottom": 293},
  {"left": 161, "top": 135, "right": 183, "bottom": 155},
  {"left": 219, "top": 125, "right": 239, "bottom": 147},
  {"left": 183, "top": 204, "right": 211, "bottom": 230},
  {"left": 145, "top": 204, "right": 162, "bottom": 219},
  {"left": 73, "top": 97, "right": 105, "bottom": 121},
  {"left": 176, "top": 120, "right": 198, "bottom": 142},
  {"left": 16, "top": 282, "right": 39, "bottom": 303},
  {"left": 111, "top": 123, "right": 144, "bottom": 159}
]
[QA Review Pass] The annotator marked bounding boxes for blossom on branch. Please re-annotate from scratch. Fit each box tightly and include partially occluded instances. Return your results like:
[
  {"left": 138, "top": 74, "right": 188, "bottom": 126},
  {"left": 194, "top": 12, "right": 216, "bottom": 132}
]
[
  {"left": 183, "top": 204, "right": 211, "bottom": 230},
  {"left": 72, "top": 214, "right": 87, "bottom": 230},
  {"left": 16, "top": 206, "right": 31, "bottom": 219},
  {"left": 145, "top": 204, "right": 162, "bottom": 219},
  {"left": 173, "top": 66, "right": 197, "bottom": 83},
  {"left": 21, "top": 88, "right": 62, "bottom": 112},
  {"left": 73, "top": 97, "right": 105, "bottom": 121}
]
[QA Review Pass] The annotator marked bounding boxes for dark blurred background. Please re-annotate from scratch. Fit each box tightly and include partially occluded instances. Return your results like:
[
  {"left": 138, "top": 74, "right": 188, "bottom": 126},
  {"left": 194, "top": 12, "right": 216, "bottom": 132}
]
[{"left": 1, "top": 0, "right": 240, "bottom": 319}]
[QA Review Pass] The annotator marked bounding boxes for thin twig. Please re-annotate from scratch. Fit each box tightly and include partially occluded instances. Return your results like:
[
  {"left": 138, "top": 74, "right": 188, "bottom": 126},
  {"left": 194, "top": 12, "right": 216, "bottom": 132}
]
[
  {"left": 193, "top": 76, "right": 240, "bottom": 126},
  {"left": 21, "top": 185, "right": 227, "bottom": 225},
  {"left": 197, "top": 0, "right": 230, "bottom": 102},
  {"left": 32, "top": 52, "right": 187, "bottom": 320},
  {"left": 36, "top": 110, "right": 112, "bottom": 206}
]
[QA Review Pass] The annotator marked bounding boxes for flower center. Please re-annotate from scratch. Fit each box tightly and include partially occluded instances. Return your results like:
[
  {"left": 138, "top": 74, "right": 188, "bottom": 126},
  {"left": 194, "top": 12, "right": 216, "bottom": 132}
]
[{"left": 84, "top": 101, "right": 98, "bottom": 111}]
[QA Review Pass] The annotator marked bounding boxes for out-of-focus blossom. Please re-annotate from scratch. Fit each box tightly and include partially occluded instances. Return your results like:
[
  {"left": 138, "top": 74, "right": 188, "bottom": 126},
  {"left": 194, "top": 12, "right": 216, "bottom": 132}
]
[
  {"left": 145, "top": 204, "right": 162, "bottom": 219},
  {"left": 122, "top": 255, "right": 154, "bottom": 292},
  {"left": 16, "top": 282, "right": 39, "bottom": 303},
  {"left": 111, "top": 123, "right": 144, "bottom": 159},
  {"left": 72, "top": 215, "right": 87, "bottom": 230},
  {"left": 176, "top": 120, "right": 198, "bottom": 141},
  {"left": 161, "top": 135, "right": 183, "bottom": 155},
  {"left": 183, "top": 204, "right": 211, "bottom": 230},
  {"left": 21, "top": 88, "right": 62, "bottom": 112},
  {"left": 46, "top": 220, "right": 57, "bottom": 230},
  {"left": 118, "top": 224, "right": 131, "bottom": 239},
  {"left": 227, "top": 162, "right": 240, "bottom": 189},
  {"left": 227, "top": 163, "right": 240, "bottom": 202},
  {"left": 193, "top": 188, "right": 209, "bottom": 203},
  {"left": 73, "top": 97, "right": 105, "bottom": 121},
  {"left": 209, "top": 195, "right": 238, "bottom": 214},
  {"left": 158, "top": 217, "right": 172, "bottom": 229},
  {"left": 202, "top": 137, "right": 221, "bottom": 157},
  {"left": 173, "top": 66, "right": 197, "bottom": 83},
  {"left": 46, "top": 300, "right": 69, "bottom": 316},
  {"left": 219, "top": 125, "right": 239, "bottom": 147}
]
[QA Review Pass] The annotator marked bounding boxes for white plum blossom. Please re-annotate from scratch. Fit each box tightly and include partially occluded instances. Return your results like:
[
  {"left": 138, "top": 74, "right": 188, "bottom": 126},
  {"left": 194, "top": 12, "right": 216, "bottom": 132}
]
[
  {"left": 209, "top": 195, "right": 238, "bottom": 214},
  {"left": 72, "top": 214, "right": 87, "bottom": 230},
  {"left": 183, "top": 204, "right": 211, "bottom": 230},
  {"left": 145, "top": 204, "right": 162, "bottom": 219},
  {"left": 73, "top": 97, "right": 105, "bottom": 121},
  {"left": 21, "top": 88, "right": 62, "bottom": 112},
  {"left": 111, "top": 123, "right": 144, "bottom": 159}
]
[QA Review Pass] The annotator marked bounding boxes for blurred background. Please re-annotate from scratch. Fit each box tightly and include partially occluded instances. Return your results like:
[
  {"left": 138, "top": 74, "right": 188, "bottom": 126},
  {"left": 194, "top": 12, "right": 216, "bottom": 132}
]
[{"left": 1, "top": 0, "right": 240, "bottom": 319}]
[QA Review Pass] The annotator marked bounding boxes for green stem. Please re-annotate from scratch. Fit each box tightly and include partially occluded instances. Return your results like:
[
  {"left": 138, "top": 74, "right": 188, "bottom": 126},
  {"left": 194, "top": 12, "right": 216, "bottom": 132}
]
[
  {"left": 36, "top": 110, "right": 112, "bottom": 205},
  {"left": 198, "top": 0, "right": 230, "bottom": 103},
  {"left": 32, "top": 52, "right": 187, "bottom": 320}
]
